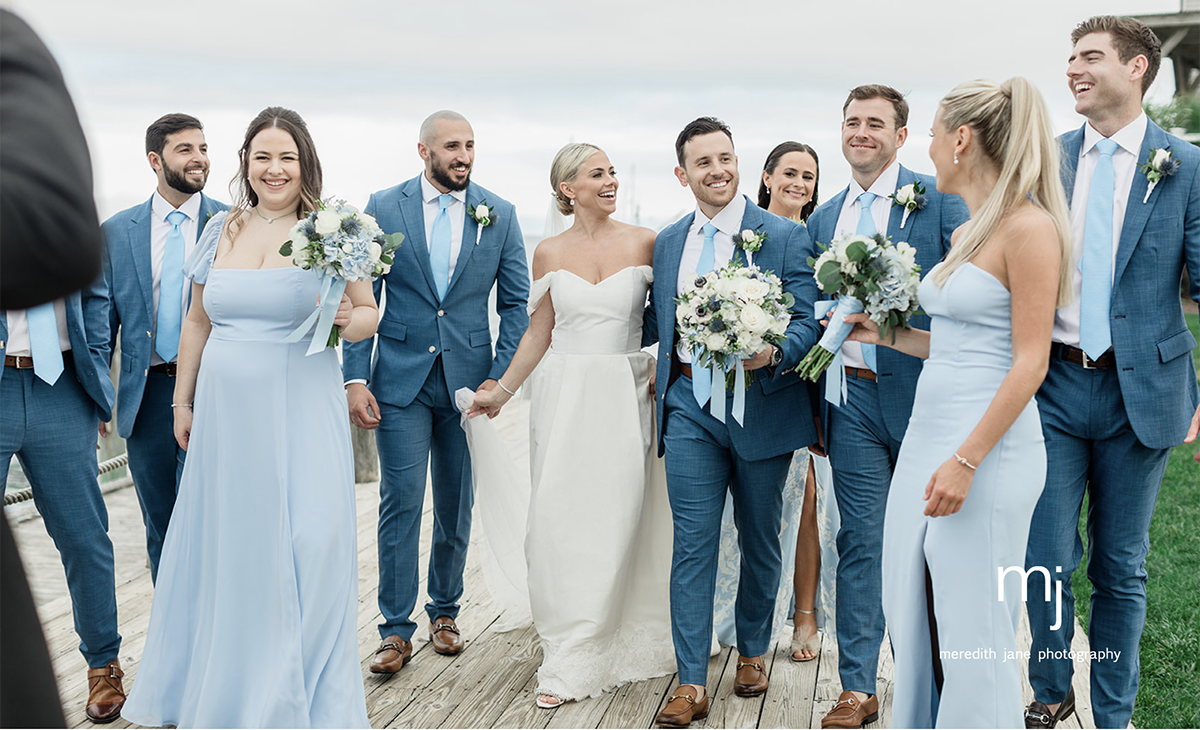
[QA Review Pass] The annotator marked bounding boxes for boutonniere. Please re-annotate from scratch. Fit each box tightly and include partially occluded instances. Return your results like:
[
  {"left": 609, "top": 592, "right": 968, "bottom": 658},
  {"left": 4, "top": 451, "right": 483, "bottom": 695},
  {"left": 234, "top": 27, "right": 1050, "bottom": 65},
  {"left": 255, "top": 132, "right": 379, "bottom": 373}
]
[
  {"left": 199, "top": 210, "right": 217, "bottom": 231},
  {"left": 1140, "top": 147, "right": 1179, "bottom": 203},
  {"left": 733, "top": 226, "right": 767, "bottom": 266},
  {"left": 468, "top": 201, "right": 492, "bottom": 245},
  {"left": 887, "top": 182, "right": 927, "bottom": 229}
]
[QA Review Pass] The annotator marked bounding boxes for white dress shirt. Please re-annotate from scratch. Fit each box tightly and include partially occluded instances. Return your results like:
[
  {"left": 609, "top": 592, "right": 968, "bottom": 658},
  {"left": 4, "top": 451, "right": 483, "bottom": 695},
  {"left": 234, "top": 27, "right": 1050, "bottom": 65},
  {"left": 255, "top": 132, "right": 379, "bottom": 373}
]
[
  {"left": 4, "top": 300, "right": 72, "bottom": 356},
  {"left": 831, "top": 161, "right": 901, "bottom": 369},
  {"left": 150, "top": 191, "right": 201, "bottom": 365},
  {"left": 421, "top": 173, "right": 467, "bottom": 283},
  {"left": 675, "top": 194, "right": 746, "bottom": 364},
  {"left": 1053, "top": 114, "right": 1148, "bottom": 346}
]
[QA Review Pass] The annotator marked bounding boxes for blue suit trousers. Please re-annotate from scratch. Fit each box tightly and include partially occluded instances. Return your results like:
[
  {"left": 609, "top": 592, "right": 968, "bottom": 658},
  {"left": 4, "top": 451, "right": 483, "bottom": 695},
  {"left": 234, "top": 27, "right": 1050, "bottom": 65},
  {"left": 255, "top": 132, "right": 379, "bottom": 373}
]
[
  {"left": 662, "top": 376, "right": 791, "bottom": 685},
  {"left": 375, "top": 357, "right": 473, "bottom": 640},
  {"left": 124, "top": 371, "right": 184, "bottom": 582},
  {"left": 1027, "top": 359, "right": 1169, "bottom": 729},
  {"left": 0, "top": 360, "right": 120, "bottom": 667}
]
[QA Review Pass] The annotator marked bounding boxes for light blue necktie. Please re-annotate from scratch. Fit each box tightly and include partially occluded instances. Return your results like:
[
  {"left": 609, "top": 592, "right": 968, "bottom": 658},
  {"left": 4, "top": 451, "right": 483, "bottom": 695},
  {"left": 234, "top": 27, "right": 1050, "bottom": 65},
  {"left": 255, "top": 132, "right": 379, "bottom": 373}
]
[
  {"left": 26, "top": 302, "right": 63, "bottom": 385},
  {"left": 692, "top": 222, "right": 719, "bottom": 407},
  {"left": 1079, "top": 138, "right": 1118, "bottom": 361},
  {"left": 855, "top": 192, "right": 878, "bottom": 372},
  {"left": 430, "top": 193, "right": 453, "bottom": 300},
  {"left": 156, "top": 210, "right": 187, "bottom": 362}
]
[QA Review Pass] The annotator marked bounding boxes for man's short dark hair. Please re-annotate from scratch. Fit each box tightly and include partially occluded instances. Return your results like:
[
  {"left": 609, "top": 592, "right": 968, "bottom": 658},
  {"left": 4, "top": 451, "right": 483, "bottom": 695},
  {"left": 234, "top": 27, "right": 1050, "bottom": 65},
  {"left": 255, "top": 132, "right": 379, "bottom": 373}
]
[
  {"left": 675, "top": 116, "right": 733, "bottom": 167},
  {"left": 1071, "top": 16, "right": 1161, "bottom": 96},
  {"left": 145, "top": 113, "right": 203, "bottom": 157},
  {"left": 842, "top": 85, "right": 909, "bottom": 129}
]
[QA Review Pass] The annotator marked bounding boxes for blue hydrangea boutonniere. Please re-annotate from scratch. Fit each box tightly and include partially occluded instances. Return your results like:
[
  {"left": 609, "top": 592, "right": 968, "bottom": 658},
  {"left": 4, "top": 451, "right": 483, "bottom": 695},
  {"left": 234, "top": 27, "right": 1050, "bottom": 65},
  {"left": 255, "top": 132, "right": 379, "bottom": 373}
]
[
  {"left": 888, "top": 182, "right": 927, "bottom": 229},
  {"left": 1140, "top": 147, "right": 1179, "bottom": 203},
  {"left": 468, "top": 201, "right": 492, "bottom": 245}
]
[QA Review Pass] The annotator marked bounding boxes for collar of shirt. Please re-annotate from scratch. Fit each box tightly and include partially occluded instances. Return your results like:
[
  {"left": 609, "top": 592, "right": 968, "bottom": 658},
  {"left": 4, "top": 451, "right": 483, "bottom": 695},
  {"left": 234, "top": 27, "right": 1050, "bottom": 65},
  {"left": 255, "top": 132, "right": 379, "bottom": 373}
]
[
  {"left": 420, "top": 173, "right": 467, "bottom": 206},
  {"left": 151, "top": 190, "right": 201, "bottom": 224},
  {"left": 690, "top": 193, "right": 747, "bottom": 238},
  {"left": 1082, "top": 113, "right": 1148, "bottom": 158},
  {"left": 843, "top": 160, "right": 901, "bottom": 216}
]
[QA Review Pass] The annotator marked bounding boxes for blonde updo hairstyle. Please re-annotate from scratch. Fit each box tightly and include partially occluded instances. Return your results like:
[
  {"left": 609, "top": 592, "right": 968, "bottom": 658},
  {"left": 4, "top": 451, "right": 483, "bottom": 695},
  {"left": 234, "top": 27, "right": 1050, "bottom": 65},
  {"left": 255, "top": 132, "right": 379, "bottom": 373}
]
[
  {"left": 931, "top": 78, "right": 1073, "bottom": 307},
  {"left": 550, "top": 142, "right": 604, "bottom": 216}
]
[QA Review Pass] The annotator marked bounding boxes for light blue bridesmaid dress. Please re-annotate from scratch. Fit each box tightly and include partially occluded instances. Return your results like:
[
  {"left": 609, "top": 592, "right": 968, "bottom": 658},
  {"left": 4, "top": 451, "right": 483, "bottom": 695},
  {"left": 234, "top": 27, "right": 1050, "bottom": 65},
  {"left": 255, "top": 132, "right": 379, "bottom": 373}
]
[
  {"left": 883, "top": 262, "right": 1046, "bottom": 728},
  {"left": 123, "top": 212, "right": 369, "bottom": 728}
]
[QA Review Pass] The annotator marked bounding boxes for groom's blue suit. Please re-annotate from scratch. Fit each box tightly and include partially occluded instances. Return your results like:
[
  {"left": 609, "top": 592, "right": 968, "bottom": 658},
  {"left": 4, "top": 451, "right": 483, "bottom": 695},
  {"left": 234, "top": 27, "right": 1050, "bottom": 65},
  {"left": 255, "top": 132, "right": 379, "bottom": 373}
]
[
  {"left": 343, "top": 174, "right": 529, "bottom": 641},
  {"left": 805, "top": 164, "right": 967, "bottom": 697},
  {"left": 100, "top": 193, "right": 226, "bottom": 581},
  {"left": 644, "top": 196, "right": 820, "bottom": 684},
  {"left": 1026, "top": 120, "right": 1200, "bottom": 727}
]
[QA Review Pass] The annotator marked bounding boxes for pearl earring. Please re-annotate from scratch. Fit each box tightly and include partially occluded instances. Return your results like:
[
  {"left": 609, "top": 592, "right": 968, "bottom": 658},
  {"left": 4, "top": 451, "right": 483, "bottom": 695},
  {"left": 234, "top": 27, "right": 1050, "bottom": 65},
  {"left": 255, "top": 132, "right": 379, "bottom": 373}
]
[{"left": 953, "top": 151, "right": 959, "bottom": 165}]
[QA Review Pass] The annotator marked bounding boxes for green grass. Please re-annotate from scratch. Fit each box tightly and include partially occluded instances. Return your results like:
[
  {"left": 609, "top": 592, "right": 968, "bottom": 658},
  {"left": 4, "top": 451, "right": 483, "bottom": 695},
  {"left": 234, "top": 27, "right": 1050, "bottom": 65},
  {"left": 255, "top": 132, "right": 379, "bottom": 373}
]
[{"left": 1070, "top": 312, "right": 1200, "bottom": 729}]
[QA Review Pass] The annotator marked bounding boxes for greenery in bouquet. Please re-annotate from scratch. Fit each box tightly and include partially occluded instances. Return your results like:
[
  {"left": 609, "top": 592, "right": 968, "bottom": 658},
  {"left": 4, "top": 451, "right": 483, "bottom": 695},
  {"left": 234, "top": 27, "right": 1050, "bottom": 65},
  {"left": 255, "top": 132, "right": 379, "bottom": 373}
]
[
  {"left": 794, "top": 232, "right": 921, "bottom": 381},
  {"left": 675, "top": 260, "right": 794, "bottom": 390}
]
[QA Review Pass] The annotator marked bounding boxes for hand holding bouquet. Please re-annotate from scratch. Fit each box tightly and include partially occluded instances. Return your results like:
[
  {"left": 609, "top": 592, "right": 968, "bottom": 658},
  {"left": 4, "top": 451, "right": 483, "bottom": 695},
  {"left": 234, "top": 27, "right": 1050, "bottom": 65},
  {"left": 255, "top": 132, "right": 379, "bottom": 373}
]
[
  {"left": 280, "top": 198, "right": 404, "bottom": 353},
  {"left": 675, "top": 261, "right": 793, "bottom": 424},
  {"left": 794, "top": 232, "right": 921, "bottom": 381}
]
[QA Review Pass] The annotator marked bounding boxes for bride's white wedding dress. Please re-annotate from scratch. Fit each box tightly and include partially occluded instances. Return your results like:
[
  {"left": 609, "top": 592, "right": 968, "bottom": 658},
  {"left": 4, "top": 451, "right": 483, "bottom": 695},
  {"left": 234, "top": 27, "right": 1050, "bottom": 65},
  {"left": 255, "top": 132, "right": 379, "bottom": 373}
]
[{"left": 462, "top": 264, "right": 675, "bottom": 702}]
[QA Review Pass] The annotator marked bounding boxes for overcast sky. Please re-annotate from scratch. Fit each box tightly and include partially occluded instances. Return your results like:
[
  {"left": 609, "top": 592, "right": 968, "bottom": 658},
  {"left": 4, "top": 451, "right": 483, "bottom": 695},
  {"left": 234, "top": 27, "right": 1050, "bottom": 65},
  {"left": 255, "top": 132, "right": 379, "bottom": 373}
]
[{"left": 9, "top": 0, "right": 1181, "bottom": 237}]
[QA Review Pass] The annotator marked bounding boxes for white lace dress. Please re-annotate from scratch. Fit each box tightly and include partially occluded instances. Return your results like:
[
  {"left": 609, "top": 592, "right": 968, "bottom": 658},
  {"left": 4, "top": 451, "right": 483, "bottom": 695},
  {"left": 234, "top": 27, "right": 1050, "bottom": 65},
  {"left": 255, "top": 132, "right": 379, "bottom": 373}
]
[{"left": 465, "top": 265, "right": 675, "bottom": 701}]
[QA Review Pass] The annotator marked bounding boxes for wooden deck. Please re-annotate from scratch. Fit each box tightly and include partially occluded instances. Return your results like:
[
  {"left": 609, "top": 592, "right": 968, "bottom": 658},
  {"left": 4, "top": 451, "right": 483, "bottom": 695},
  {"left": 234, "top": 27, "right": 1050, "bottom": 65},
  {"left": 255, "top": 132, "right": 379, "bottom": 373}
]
[{"left": 7, "top": 412, "right": 1104, "bottom": 728}]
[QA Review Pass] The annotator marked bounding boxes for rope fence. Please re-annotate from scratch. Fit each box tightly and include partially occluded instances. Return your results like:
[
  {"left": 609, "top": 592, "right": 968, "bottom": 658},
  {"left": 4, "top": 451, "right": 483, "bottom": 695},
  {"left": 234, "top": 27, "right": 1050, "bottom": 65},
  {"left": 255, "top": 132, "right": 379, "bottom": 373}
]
[{"left": 3, "top": 452, "right": 128, "bottom": 506}]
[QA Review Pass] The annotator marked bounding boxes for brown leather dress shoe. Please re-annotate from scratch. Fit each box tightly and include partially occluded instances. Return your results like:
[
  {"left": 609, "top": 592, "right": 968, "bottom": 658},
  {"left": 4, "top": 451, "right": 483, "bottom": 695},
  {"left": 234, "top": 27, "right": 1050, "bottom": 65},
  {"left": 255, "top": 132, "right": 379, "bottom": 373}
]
[
  {"left": 733, "top": 656, "right": 769, "bottom": 697},
  {"left": 85, "top": 660, "right": 125, "bottom": 724},
  {"left": 369, "top": 635, "right": 413, "bottom": 674},
  {"left": 429, "top": 616, "right": 464, "bottom": 655},
  {"left": 654, "top": 686, "right": 709, "bottom": 728},
  {"left": 821, "top": 690, "right": 879, "bottom": 728},
  {"left": 1025, "top": 686, "right": 1076, "bottom": 728}
]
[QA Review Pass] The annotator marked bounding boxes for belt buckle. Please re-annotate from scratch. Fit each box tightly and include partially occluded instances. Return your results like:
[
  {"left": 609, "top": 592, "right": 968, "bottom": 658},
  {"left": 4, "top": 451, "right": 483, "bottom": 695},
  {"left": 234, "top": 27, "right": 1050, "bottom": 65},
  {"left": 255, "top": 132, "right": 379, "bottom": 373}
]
[{"left": 1080, "top": 350, "right": 1094, "bottom": 370}]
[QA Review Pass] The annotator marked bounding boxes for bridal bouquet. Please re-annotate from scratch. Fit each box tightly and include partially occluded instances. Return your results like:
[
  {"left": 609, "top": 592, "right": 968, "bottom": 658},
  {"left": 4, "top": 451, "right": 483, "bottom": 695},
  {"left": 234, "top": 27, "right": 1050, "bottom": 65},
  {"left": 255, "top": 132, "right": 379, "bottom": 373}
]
[
  {"left": 280, "top": 198, "right": 404, "bottom": 353},
  {"left": 675, "top": 261, "right": 793, "bottom": 424},
  {"left": 794, "top": 232, "right": 920, "bottom": 381}
]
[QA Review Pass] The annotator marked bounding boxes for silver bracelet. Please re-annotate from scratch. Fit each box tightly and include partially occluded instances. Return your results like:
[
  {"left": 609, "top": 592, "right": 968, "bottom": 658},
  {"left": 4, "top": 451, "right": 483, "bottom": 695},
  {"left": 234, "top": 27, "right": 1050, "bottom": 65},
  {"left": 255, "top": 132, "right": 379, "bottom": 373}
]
[
  {"left": 953, "top": 452, "right": 977, "bottom": 471},
  {"left": 497, "top": 380, "right": 517, "bottom": 396},
  {"left": 171, "top": 403, "right": 192, "bottom": 409}
]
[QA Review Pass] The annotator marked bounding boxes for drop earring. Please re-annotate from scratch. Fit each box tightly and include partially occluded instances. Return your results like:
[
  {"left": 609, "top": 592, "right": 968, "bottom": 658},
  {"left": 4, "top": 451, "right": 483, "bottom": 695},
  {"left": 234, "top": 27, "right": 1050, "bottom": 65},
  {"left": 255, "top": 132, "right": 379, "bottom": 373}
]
[{"left": 953, "top": 151, "right": 959, "bottom": 165}]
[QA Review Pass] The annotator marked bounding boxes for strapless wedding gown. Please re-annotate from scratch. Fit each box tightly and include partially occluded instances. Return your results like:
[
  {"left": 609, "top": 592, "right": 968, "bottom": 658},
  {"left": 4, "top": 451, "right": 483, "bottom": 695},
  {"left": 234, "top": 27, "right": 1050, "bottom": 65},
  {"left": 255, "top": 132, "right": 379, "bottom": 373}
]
[
  {"left": 883, "top": 263, "right": 1046, "bottom": 728},
  {"left": 467, "top": 264, "right": 675, "bottom": 702}
]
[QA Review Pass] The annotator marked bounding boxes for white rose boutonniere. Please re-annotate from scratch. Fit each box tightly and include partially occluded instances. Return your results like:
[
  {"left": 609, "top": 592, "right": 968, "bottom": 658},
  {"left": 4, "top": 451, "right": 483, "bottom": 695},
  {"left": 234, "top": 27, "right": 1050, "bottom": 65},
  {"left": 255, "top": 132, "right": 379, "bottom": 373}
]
[
  {"left": 887, "top": 181, "right": 927, "bottom": 229},
  {"left": 732, "top": 226, "right": 767, "bottom": 266},
  {"left": 468, "top": 200, "right": 492, "bottom": 245},
  {"left": 1140, "top": 147, "right": 1179, "bottom": 203}
]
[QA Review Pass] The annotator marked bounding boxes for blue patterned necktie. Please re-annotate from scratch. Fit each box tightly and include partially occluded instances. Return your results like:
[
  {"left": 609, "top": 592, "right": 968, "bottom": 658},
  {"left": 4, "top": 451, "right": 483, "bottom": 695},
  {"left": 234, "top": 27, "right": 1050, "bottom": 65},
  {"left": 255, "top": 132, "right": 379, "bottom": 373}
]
[
  {"left": 855, "top": 192, "right": 878, "bottom": 372},
  {"left": 156, "top": 209, "right": 187, "bottom": 362},
  {"left": 1079, "top": 138, "right": 1118, "bottom": 361},
  {"left": 692, "top": 222, "right": 719, "bottom": 407},
  {"left": 430, "top": 193, "right": 453, "bottom": 300},
  {"left": 26, "top": 302, "right": 63, "bottom": 385}
]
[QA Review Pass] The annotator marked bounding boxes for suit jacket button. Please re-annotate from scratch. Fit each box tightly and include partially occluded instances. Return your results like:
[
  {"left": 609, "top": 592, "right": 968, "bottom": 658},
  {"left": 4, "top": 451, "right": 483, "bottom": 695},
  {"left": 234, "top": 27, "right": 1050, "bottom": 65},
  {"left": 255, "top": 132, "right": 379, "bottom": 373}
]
[
  {"left": 438, "top": 309, "right": 445, "bottom": 317},
  {"left": 144, "top": 369, "right": 148, "bottom": 376},
  {"left": 429, "top": 346, "right": 436, "bottom": 353},
  {"left": 146, "top": 330, "right": 152, "bottom": 338}
]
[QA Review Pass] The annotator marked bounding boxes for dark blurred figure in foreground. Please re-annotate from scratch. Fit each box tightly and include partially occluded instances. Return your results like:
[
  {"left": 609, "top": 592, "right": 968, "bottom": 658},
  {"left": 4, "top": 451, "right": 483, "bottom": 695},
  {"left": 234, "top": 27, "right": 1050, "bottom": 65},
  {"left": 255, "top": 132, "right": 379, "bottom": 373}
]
[{"left": 2, "top": 8, "right": 110, "bottom": 728}]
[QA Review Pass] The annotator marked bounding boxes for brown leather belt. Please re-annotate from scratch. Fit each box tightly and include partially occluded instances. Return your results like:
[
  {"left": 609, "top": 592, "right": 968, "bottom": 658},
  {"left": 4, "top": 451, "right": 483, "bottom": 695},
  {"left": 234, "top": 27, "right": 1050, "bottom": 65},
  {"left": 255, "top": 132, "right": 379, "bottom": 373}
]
[
  {"left": 5, "top": 351, "right": 72, "bottom": 369},
  {"left": 1051, "top": 342, "right": 1114, "bottom": 369},
  {"left": 680, "top": 363, "right": 694, "bottom": 379},
  {"left": 149, "top": 362, "right": 178, "bottom": 376},
  {"left": 844, "top": 366, "right": 877, "bottom": 381}
]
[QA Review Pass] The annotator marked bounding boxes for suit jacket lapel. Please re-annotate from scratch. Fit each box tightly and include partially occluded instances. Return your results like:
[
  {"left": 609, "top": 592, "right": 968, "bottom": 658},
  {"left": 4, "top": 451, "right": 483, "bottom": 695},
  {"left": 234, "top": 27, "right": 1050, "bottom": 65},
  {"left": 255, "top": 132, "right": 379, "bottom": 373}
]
[
  {"left": 399, "top": 177, "right": 438, "bottom": 296},
  {"left": 659, "top": 214, "right": 692, "bottom": 346},
  {"left": 132, "top": 196, "right": 156, "bottom": 319},
  {"left": 733, "top": 196, "right": 763, "bottom": 267},
  {"left": 813, "top": 188, "right": 848, "bottom": 247},
  {"left": 885, "top": 165, "right": 914, "bottom": 236},
  {"left": 1060, "top": 127, "right": 1083, "bottom": 207},
  {"left": 447, "top": 184, "right": 481, "bottom": 294},
  {"left": 1113, "top": 122, "right": 1160, "bottom": 285}
]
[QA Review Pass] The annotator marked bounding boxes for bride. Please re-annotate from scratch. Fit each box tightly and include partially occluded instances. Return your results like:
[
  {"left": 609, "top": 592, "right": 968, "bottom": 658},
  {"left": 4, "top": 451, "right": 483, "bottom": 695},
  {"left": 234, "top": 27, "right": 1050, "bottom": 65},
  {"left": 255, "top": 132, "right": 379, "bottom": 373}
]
[{"left": 468, "top": 142, "right": 675, "bottom": 708}]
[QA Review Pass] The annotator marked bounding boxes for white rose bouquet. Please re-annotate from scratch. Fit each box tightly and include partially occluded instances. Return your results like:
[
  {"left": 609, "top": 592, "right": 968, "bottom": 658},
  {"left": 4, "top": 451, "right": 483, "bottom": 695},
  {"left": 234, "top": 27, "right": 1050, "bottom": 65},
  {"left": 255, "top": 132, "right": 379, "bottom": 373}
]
[
  {"left": 675, "top": 261, "right": 794, "bottom": 424},
  {"left": 794, "top": 232, "right": 921, "bottom": 381},
  {"left": 280, "top": 197, "right": 404, "bottom": 353}
]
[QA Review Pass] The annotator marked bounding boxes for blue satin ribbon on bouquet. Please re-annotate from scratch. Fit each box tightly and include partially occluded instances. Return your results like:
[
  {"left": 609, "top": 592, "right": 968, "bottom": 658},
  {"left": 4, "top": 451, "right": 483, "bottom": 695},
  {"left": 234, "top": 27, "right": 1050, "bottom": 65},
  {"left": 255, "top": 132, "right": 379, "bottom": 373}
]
[
  {"left": 706, "top": 357, "right": 748, "bottom": 427},
  {"left": 283, "top": 272, "right": 347, "bottom": 355},
  {"left": 818, "top": 296, "right": 868, "bottom": 407}
]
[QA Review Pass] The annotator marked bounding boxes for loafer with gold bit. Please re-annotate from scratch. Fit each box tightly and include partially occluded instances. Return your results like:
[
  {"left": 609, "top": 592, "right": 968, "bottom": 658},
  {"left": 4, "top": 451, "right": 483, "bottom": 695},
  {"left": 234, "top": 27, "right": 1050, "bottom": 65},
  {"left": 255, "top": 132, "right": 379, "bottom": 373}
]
[
  {"left": 369, "top": 635, "right": 412, "bottom": 674},
  {"left": 655, "top": 686, "right": 709, "bottom": 728},
  {"left": 429, "top": 616, "right": 465, "bottom": 655},
  {"left": 733, "top": 655, "right": 769, "bottom": 697},
  {"left": 821, "top": 690, "right": 879, "bottom": 728}
]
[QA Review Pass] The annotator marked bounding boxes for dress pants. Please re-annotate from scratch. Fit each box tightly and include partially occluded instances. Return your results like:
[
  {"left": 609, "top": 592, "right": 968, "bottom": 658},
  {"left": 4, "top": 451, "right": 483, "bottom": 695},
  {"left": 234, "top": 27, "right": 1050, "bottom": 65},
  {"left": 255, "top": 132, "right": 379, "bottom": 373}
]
[
  {"left": 1027, "top": 358, "right": 1169, "bottom": 728},
  {"left": 662, "top": 376, "right": 792, "bottom": 686},
  {"left": 827, "top": 374, "right": 902, "bottom": 696},
  {"left": 375, "top": 356, "right": 473, "bottom": 640},
  {"left": 124, "top": 371, "right": 185, "bottom": 582},
  {"left": 0, "top": 360, "right": 120, "bottom": 667}
]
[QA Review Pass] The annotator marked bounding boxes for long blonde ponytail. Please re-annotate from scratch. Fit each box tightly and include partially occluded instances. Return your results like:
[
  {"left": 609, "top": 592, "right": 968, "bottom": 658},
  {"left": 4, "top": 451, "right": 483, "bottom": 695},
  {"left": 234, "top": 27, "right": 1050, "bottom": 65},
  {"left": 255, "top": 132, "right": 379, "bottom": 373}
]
[{"left": 931, "top": 78, "right": 1073, "bottom": 307}]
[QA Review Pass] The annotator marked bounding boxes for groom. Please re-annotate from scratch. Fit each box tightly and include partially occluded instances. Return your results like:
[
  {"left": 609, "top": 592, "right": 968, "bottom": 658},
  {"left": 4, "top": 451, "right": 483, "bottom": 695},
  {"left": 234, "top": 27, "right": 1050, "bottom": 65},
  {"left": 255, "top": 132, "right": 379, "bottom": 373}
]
[
  {"left": 645, "top": 117, "right": 820, "bottom": 728},
  {"left": 805, "top": 84, "right": 967, "bottom": 729},
  {"left": 344, "top": 110, "right": 529, "bottom": 673}
]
